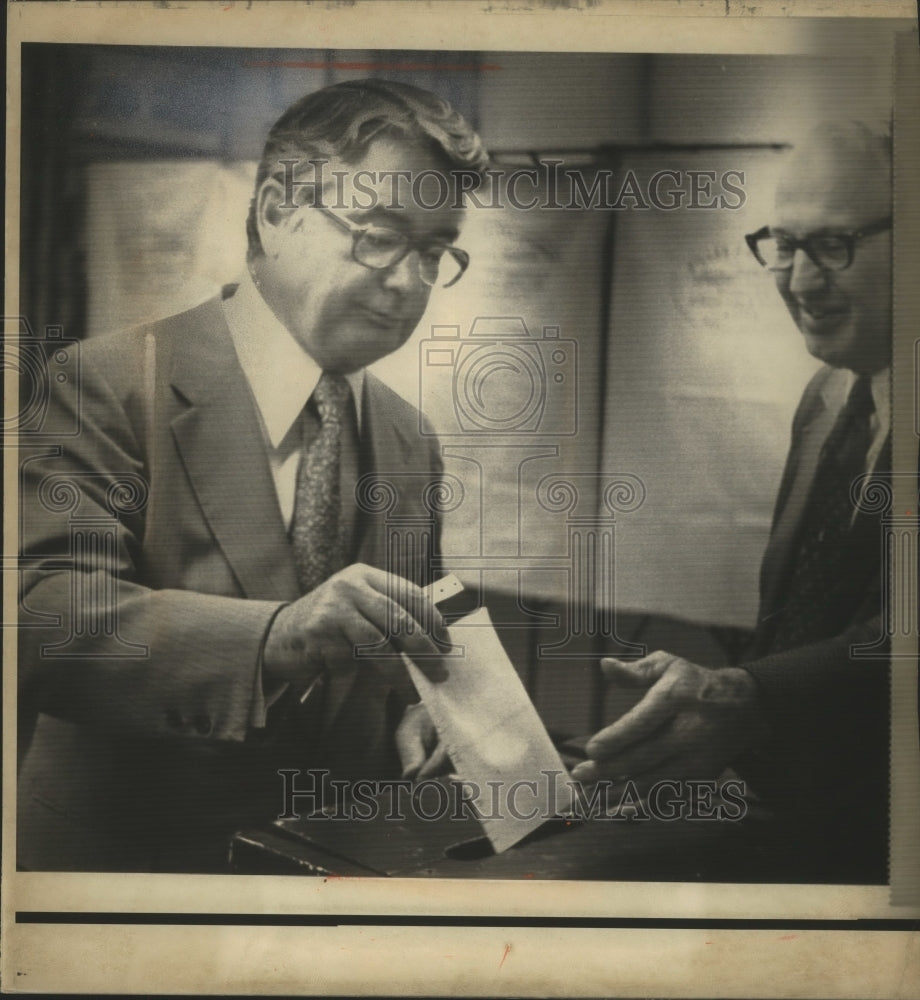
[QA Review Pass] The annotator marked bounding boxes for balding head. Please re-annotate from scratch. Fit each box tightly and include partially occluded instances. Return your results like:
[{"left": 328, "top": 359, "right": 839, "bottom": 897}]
[
  {"left": 770, "top": 121, "right": 892, "bottom": 373},
  {"left": 776, "top": 120, "right": 891, "bottom": 225}
]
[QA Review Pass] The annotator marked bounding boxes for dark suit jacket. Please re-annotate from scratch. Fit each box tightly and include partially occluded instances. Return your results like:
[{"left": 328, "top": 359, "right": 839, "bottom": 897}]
[
  {"left": 736, "top": 365, "right": 890, "bottom": 878},
  {"left": 18, "top": 296, "right": 444, "bottom": 872}
]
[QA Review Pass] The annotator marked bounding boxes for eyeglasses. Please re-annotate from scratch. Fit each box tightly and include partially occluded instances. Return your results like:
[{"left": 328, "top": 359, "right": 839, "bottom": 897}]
[
  {"left": 313, "top": 206, "right": 469, "bottom": 288},
  {"left": 745, "top": 217, "right": 891, "bottom": 272}
]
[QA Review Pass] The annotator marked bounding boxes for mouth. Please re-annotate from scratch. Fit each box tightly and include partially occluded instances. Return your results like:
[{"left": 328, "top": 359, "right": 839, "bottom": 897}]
[
  {"left": 797, "top": 302, "right": 849, "bottom": 333},
  {"left": 358, "top": 305, "right": 404, "bottom": 329}
]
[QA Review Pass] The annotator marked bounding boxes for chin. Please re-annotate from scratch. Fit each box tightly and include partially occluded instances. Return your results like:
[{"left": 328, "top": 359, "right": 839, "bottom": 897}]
[
  {"left": 803, "top": 340, "right": 843, "bottom": 368},
  {"left": 326, "top": 348, "right": 393, "bottom": 374},
  {"left": 312, "top": 334, "right": 391, "bottom": 374},
  {"left": 803, "top": 338, "right": 883, "bottom": 374},
  {"left": 801, "top": 327, "right": 855, "bottom": 370}
]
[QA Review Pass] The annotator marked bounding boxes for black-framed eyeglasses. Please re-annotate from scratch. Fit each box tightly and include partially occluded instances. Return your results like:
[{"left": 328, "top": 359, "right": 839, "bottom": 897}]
[
  {"left": 745, "top": 217, "right": 891, "bottom": 272},
  {"left": 314, "top": 206, "right": 469, "bottom": 288}
]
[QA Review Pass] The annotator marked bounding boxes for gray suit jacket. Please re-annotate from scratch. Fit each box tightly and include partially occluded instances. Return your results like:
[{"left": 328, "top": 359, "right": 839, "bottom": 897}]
[{"left": 18, "top": 296, "right": 444, "bottom": 871}]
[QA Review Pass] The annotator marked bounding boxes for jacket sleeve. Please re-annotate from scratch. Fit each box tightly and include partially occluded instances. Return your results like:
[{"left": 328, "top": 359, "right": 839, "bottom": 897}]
[
  {"left": 742, "top": 613, "right": 887, "bottom": 731},
  {"left": 18, "top": 340, "right": 283, "bottom": 744},
  {"left": 736, "top": 366, "right": 889, "bottom": 803}
]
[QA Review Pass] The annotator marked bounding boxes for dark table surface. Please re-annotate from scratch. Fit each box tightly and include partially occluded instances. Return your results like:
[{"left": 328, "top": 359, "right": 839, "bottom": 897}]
[{"left": 229, "top": 776, "right": 881, "bottom": 884}]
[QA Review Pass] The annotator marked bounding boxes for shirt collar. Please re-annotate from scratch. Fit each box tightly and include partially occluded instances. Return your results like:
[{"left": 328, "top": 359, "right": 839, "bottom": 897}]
[
  {"left": 868, "top": 367, "right": 891, "bottom": 435},
  {"left": 819, "top": 365, "right": 890, "bottom": 431},
  {"left": 222, "top": 269, "right": 364, "bottom": 449}
]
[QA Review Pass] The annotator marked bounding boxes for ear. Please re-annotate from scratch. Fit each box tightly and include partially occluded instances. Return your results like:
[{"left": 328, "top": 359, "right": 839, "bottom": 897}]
[{"left": 255, "top": 176, "right": 297, "bottom": 259}]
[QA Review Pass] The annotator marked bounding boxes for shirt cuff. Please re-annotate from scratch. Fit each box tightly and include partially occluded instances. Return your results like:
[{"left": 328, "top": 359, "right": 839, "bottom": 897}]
[
  {"left": 249, "top": 601, "right": 291, "bottom": 729},
  {"left": 249, "top": 667, "right": 290, "bottom": 729}
]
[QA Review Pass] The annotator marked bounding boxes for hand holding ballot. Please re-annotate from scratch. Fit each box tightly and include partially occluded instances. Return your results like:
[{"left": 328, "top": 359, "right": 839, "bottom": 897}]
[
  {"left": 571, "top": 652, "right": 764, "bottom": 790},
  {"left": 263, "top": 564, "right": 450, "bottom": 704}
]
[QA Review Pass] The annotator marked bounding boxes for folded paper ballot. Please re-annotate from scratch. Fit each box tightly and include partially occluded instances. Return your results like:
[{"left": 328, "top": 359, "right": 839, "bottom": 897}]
[{"left": 404, "top": 597, "right": 575, "bottom": 854}]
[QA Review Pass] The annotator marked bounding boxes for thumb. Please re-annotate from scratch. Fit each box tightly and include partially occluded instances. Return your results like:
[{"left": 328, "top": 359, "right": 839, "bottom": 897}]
[
  {"left": 396, "top": 705, "right": 427, "bottom": 779},
  {"left": 600, "top": 651, "right": 674, "bottom": 688},
  {"left": 417, "top": 741, "right": 450, "bottom": 780}
]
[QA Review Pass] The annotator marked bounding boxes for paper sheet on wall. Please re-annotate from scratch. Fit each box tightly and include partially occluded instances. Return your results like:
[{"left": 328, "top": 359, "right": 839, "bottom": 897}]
[{"left": 403, "top": 607, "right": 575, "bottom": 854}]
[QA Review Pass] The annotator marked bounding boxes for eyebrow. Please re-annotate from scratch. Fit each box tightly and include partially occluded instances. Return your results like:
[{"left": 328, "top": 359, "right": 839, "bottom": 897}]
[
  {"left": 350, "top": 206, "right": 462, "bottom": 244},
  {"left": 768, "top": 226, "right": 854, "bottom": 237}
]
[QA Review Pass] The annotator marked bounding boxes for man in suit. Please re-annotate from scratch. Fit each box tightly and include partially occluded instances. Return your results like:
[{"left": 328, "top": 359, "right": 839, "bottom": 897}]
[
  {"left": 18, "top": 79, "right": 489, "bottom": 872},
  {"left": 574, "top": 121, "right": 892, "bottom": 880}
]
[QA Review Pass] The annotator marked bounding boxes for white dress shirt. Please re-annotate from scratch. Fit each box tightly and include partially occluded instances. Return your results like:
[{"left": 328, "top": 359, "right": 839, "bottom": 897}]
[
  {"left": 222, "top": 270, "right": 366, "bottom": 725},
  {"left": 222, "top": 269, "right": 365, "bottom": 528},
  {"left": 819, "top": 365, "right": 891, "bottom": 470}
]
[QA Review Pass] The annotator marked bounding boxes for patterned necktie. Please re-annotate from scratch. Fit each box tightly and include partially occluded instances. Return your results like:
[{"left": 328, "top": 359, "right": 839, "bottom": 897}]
[
  {"left": 290, "top": 371, "right": 352, "bottom": 594},
  {"left": 769, "top": 374, "right": 876, "bottom": 652}
]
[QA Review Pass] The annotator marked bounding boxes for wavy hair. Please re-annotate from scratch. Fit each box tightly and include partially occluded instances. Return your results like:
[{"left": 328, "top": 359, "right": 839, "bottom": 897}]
[{"left": 245, "top": 79, "right": 490, "bottom": 259}]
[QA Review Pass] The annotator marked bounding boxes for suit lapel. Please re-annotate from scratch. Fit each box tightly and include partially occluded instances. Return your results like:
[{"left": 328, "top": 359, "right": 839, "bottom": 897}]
[
  {"left": 328, "top": 376, "right": 434, "bottom": 727},
  {"left": 848, "top": 428, "right": 891, "bottom": 567},
  {"left": 168, "top": 299, "right": 300, "bottom": 601},
  {"left": 757, "top": 384, "right": 837, "bottom": 626},
  {"left": 353, "top": 376, "right": 432, "bottom": 572}
]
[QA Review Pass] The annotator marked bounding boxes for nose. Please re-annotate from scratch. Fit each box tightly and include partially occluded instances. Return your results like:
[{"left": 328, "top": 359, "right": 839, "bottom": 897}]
[
  {"left": 380, "top": 249, "right": 425, "bottom": 294},
  {"left": 787, "top": 247, "right": 828, "bottom": 296}
]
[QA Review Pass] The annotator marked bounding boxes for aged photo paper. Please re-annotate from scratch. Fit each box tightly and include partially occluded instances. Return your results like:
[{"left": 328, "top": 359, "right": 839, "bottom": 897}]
[{"left": 3, "top": 1, "right": 919, "bottom": 995}]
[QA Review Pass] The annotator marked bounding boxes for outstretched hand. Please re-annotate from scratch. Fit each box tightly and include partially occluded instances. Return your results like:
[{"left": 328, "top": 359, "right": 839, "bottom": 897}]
[{"left": 571, "top": 651, "right": 764, "bottom": 789}]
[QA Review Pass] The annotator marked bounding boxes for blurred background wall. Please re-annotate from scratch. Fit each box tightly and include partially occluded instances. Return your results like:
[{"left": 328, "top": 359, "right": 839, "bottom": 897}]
[{"left": 19, "top": 41, "right": 897, "bottom": 732}]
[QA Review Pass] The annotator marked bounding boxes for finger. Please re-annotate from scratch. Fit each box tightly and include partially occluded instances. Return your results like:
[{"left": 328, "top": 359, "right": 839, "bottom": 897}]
[
  {"left": 608, "top": 740, "right": 673, "bottom": 778},
  {"left": 341, "top": 590, "right": 447, "bottom": 686},
  {"left": 396, "top": 707, "right": 428, "bottom": 780},
  {"left": 336, "top": 613, "right": 422, "bottom": 702},
  {"left": 576, "top": 777, "right": 632, "bottom": 813},
  {"left": 332, "top": 610, "right": 395, "bottom": 659},
  {"left": 570, "top": 757, "right": 613, "bottom": 783},
  {"left": 600, "top": 650, "right": 676, "bottom": 687},
  {"left": 572, "top": 762, "right": 684, "bottom": 809},
  {"left": 352, "top": 580, "right": 447, "bottom": 668},
  {"left": 584, "top": 679, "right": 678, "bottom": 760},
  {"left": 571, "top": 738, "right": 673, "bottom": 783},
  {"left": 574, "top": 721, "right": 709, "bottom": 783},
  {"left": 417, "top": 741, "right": 451, "bottom": 780},
  {"left": 362, "top": 569, "right": 448, "bottom": 642},
  {"left": 399, "top": 746, "right": 426, "bottom": 781}
]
